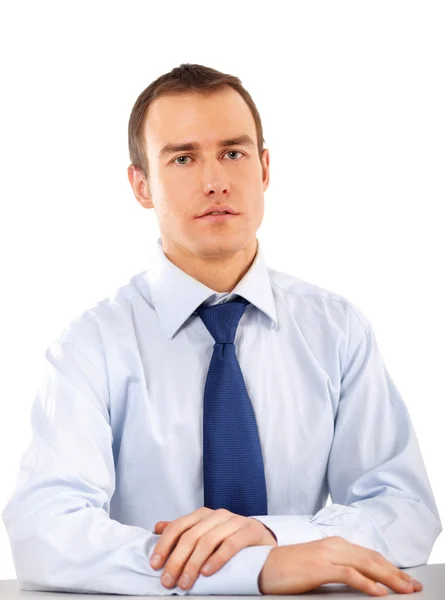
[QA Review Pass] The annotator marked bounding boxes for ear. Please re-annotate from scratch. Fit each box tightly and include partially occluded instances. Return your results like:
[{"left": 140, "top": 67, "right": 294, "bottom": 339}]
[
  {"left": 127, "top": 164, "right": 154, "bottom": 209},
  {"left": 261, "top": 148, "right": 270, "bottom": 193}
]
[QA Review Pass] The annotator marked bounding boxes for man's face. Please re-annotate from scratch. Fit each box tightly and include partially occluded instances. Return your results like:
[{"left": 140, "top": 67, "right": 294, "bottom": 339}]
[{"left": 136, "top": 86, "right": 269, "bottom": 259}]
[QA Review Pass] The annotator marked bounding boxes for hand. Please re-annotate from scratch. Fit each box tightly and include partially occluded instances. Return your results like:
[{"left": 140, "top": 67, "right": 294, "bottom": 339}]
[
  {"left": 258, "top": 536, "right": 423, "bottom": 597},
  {"left": 150, "top": 506, "right": 277, "bottom": 590}
]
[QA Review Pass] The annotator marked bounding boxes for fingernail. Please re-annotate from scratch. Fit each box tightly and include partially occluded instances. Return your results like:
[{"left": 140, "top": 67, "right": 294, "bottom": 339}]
[
  {"left": 178, "top": 574, "right": 190, "bottom": 589},
  {"left": 413, "top": 579, "right": 423, "bottom": 587},
  {"left": 202, "top": 563, "right": 212, "bottom": 574},
  {"left": 161, "top": 572, "right": 173, "bottom": 587},
  {"left": 150, "top": 553, "right": 161, "bottom": 567}
]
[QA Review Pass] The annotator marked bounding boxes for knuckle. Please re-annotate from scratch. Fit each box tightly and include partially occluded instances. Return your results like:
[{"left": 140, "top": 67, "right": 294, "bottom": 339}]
[
  {"left": 230, "top": 516, "right": 245, "bottom": 530},
  {"left": 332, "top": 535, "right": 345, "bottom": 544},
  {"left": 164, "top": 525, "right": 178, "bottom": 540},
  {"left": 399, "top": 570, "right": 413, "bottom": 583},
  {"left": 180, "top": 529, "right": 195, "bottom": 544},
  {"left": 340, "top": 565, "right": 355, "bottom": 579},
  {"left": 371, "top": 550, "right": 386, "bottom": 565},
  {"left": 216, "top": 508, "right": 229, "bottom": 516},
  {"left": 199, "top": 531, "right": 219, "bottom": 549},
  {"left": 223, "top": 535, "right": 240, "bottom": 553},
  {"left": 162, "top": 521, "right": 173, "bottom": 533},
  {"left": 389, "top": 571, "right": 404, "bottom": 585},
  {"left": 361, "top": 556, "right": 375, "bottom": 570},
  {"left": 199, "top": 506, "right": 212, "bottom": 517},
  {"left": 325, "top": 535, "right": 342, "bottom": 550}
]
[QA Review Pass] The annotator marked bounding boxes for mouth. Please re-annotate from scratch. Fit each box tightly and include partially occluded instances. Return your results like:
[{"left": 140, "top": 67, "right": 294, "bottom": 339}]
[
  {"left": 196, "top": 213, "right": 239, "bottom": 222},
  {"left": 196, "top": 205, "right": 240, "bottom": 222}
]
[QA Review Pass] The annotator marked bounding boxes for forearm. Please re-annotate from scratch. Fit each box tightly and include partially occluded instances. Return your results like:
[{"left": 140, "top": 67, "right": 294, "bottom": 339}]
[
  {"left": 254, "top": 496, "right": 442, "bottom": 568},
  {"left": 6, "top": 506, "right": 161, "bottom": 595},
  {"left": 3, "top": 494, "right": 274, "bottom": 595}
]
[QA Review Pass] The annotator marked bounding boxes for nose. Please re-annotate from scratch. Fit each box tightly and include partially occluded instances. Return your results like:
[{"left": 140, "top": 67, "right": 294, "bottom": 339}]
[{"left": 202, "top": 161, "right": 231, "bottom": 196}]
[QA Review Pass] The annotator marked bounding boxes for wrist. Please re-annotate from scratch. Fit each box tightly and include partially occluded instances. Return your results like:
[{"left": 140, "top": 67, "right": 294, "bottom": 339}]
[{"left": 258, "top": 546, "right": 278, "bottom": 594}]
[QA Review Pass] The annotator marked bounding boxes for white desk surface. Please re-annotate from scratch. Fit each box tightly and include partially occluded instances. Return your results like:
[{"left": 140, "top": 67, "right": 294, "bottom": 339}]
[{"left": 0, "top": 565, "right": 444, "bottom": 599}]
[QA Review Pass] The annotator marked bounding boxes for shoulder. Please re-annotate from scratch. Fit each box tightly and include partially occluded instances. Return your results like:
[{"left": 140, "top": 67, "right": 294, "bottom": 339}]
[
  {"left": 53, "top": 269, "right": 148, "bottom": 358},
  {"left": 267, "top": 266, "right": 372, "bottom": 338}
]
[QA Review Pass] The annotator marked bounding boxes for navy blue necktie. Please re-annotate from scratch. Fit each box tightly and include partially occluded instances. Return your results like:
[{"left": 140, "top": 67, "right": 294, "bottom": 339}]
[{"left": 196, "top": 297, "right": 268, "bottom": 517}]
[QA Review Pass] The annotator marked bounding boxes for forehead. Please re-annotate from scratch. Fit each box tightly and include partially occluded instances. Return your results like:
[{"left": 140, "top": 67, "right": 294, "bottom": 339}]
[{"left": 142, "top": 86, "right": 257, "bottom": 150}]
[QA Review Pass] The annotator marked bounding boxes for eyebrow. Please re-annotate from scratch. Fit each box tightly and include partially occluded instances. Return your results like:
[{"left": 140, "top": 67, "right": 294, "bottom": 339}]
[{"left": 158, "top": 134, "right": 256, "bottom": 158}]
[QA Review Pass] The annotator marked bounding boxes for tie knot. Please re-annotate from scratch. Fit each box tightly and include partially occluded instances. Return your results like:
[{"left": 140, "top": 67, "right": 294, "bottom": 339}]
[{"left": 196, "top": 297, "right": 249, "bottom": 344}]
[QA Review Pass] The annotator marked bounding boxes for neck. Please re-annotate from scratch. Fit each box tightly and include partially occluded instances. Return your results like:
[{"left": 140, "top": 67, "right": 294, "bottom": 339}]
[{"left": 161, "top": 236, "right": 258, "bottom": 293}]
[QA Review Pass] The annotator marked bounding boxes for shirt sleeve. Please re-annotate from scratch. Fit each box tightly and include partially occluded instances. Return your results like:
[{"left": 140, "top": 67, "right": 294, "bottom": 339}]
[
  {"left": 253, "top": 305, "right": 442, "bottom": 567},
  {"left": 1, "top": 339, "right": 274, "bottom": 595}
]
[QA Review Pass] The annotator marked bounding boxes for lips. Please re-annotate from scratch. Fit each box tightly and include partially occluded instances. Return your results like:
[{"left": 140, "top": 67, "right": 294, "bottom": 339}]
[{"left": 197, "top": 205, "right": 238, "bottom": 218}]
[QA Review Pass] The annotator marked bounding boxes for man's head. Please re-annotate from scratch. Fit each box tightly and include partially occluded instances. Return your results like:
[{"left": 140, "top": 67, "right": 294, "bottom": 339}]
[{"left": 127, "top": 64, "right": 269, "bottom": 264}]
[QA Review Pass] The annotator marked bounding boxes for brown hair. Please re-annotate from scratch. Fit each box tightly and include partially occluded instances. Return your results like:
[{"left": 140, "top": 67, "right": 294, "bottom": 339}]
[{"left": 128, "top": 63, "right": 265, "bottom": 180}]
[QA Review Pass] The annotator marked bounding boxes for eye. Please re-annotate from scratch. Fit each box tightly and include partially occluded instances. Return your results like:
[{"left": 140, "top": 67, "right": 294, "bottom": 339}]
[
  {"left": 173, "top": 155, "right": 192, "bottom": 165},
  {"left": 224, "top": 150, "right": 243, "bottom": 160}
]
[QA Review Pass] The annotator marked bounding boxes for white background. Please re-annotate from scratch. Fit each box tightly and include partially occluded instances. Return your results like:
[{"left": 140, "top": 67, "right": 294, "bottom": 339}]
[{"left": 0, "top": 0, "right": 444, "bottom": 577}]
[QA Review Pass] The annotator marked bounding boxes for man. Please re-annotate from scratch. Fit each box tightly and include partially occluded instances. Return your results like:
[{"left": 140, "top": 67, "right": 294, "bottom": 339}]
[{"left": 2, "top": 63, "right": 440, "bottom": 596}]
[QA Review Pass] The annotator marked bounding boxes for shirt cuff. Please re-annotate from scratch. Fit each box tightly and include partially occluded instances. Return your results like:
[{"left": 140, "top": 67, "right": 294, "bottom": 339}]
[
  {"left": 252, "top": 515, "right": 325, "bottom": 546},
  {"left": 185, "top": 545, "right": 274, "bottom": 595}
]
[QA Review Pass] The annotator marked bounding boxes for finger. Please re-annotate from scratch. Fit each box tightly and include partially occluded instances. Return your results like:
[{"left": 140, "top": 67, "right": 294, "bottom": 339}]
[
  {"left": 329, "top": 539, "right": 420, "bottom": 595},
  {"left": 327, "top": 537, "right": 417, "bottom": 587},
  {"left": 369, "top": 552, "right": 422, "bottom": 588},
  {"left": 332, "top": 563, "right": 422, "bottom": 597},
  {"left": 328, "top": 565, "right": 390, "bottom": 597},
  {"left": 355, "top": 545, "right": 422, "bottom": 592},
  {"left": 154, "top": 521, "right": 170, "bottom": 533},
  {"left": 197, "top": 519, "right": 258, "bottom": 577},
  {"left": 161, "top": 510, "right": 240, "bottom": 589},
  {"left": 150, "top": 507, "right": 212, "bottom": 569},
  {"left": 357, "top": 562, "right": 419, "bottom": 595},
  {"left": 178, "top": 517, "right": 248, "bottom": 589}
]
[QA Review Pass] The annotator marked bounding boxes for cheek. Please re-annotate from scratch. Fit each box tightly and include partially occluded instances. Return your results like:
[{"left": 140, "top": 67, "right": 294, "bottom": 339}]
[
  {"left": 156, "top": 189, "right": 191, "bottom": 226},
  {"left": 239, "top": 161, "right": 263, "bottom": 187},
  {"left": 168, "top": 165, "right": 192, "bottom": 181},
  {"left": 164, "top": 171, "right": 197, "bottom": 203}
]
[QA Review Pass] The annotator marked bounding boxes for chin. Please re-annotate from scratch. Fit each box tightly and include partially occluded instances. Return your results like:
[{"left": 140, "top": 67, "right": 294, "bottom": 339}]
[{"left": 193, "top": 237, "right": 250, "bottom": 257}]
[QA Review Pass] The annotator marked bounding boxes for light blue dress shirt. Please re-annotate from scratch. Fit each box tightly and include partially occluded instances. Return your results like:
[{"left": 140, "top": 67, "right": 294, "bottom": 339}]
[{"left": 2, "top": 236, "right": 442, "bottom": 595}]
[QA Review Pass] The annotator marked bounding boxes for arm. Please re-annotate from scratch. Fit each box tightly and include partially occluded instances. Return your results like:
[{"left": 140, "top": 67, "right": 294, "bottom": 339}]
[
  {"left": 2, "top": 339, "right": 273, "bottom": 595},
  {"left": 253, "top": 305, "right": 442, "bottom": 566}
]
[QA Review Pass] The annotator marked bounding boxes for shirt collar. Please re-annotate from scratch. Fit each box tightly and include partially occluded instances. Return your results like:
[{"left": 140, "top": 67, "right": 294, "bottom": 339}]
[{"left": 144, "top": 237, "right": 278, "bottom": 340}]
